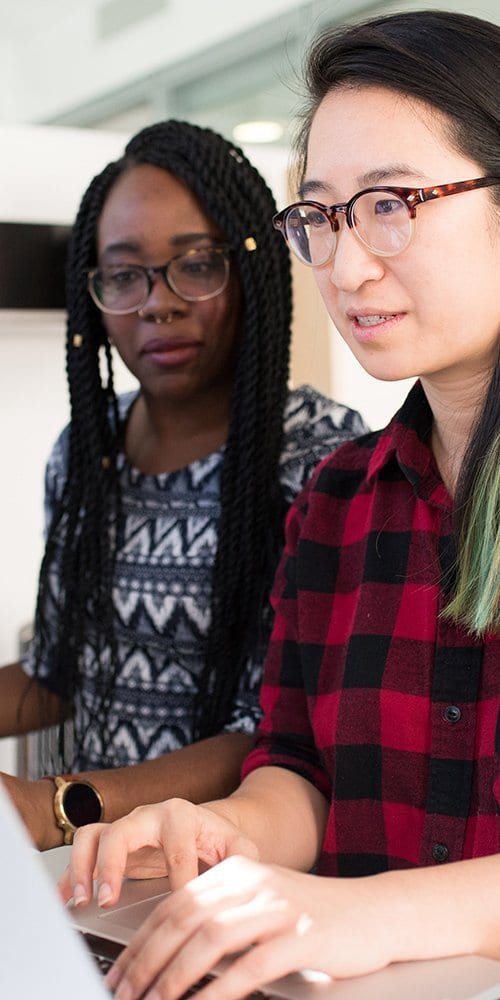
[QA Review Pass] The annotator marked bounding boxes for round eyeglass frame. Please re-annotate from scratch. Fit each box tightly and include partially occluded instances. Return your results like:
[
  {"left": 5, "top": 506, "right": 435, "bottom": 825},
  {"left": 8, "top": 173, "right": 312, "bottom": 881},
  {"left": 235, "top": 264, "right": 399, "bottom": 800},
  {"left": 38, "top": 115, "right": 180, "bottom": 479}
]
[
  {"left": 86, "top": 244, "right": 232, "bottom": 315},
  {"left": 272, "top": 176, "right": 500, "bottom": 266}
]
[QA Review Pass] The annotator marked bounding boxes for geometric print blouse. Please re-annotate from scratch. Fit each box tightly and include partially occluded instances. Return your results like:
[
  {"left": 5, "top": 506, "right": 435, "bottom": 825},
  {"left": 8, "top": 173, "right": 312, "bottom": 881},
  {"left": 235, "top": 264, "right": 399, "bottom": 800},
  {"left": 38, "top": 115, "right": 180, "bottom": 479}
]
[{"left": 25, "top": 384, "right": 368, "bottom": 771}]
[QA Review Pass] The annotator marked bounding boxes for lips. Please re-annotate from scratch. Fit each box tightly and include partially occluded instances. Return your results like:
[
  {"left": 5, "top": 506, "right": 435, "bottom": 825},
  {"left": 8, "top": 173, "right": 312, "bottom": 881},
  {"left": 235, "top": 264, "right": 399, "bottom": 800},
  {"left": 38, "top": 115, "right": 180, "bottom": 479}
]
[
  {"left": 346, "top": 309, "right": 401, "bottom": 323},
  {"left": 141, "top": 336, "right": 202, "bottom": 368},
  {"left": 345, "top": 309, "right": 405, "bottom": 343},
  {"left": 141, "top": 336, "right": 201, "bottom": 355}
]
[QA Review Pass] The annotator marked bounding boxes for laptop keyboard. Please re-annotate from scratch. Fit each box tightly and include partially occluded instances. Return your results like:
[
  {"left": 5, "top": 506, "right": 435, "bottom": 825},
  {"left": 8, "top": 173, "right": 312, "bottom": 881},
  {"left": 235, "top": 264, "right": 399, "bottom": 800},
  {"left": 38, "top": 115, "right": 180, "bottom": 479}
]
[{"left": 179, "top": 974, "right": 269, "bottom": 997}]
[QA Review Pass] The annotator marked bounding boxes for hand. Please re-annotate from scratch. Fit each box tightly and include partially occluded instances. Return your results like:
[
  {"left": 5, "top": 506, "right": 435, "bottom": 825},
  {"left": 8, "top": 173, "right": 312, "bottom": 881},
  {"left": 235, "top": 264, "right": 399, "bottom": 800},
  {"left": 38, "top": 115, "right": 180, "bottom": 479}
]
[
  {"left": 0, "top": 771, "right": 59, "bottom": 850},
  {"left": 104, "top": 855, "right": 397, "bottom": 1000},
  {"left": 58, "top": 798, "right": 259, "bottom": 907}
]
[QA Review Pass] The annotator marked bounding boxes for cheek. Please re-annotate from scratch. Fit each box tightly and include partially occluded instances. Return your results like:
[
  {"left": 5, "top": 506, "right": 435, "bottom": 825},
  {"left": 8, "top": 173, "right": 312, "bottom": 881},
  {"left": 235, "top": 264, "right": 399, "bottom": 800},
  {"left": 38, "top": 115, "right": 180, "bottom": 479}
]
[
  {"left": 102, "top": 317, "right": 137, "bottom": 360},
  {"left": 101, "top": 315, "right": 127, "bottom": 341},
  {"left": 312, "top": 266, "right": 341, "bottom": 322},
  {"left": 201, "top": 293, "right": 240, "bottom": 345}
]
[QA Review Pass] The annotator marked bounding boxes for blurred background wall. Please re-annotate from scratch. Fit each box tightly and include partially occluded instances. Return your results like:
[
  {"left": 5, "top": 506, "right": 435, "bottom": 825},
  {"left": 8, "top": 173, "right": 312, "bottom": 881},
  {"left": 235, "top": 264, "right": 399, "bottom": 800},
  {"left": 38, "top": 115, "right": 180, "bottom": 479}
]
[{"left": 1, "top": 0, "right": 498, "bottom": 770}]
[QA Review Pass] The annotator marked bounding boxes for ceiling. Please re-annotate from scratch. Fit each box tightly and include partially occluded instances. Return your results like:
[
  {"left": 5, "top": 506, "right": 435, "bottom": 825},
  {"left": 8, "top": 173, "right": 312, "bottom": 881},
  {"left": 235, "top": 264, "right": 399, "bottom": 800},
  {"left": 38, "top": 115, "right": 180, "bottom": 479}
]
[
  {"left": 1, "top": 0, "right": 97, "bottom": 36},
  {"left": 2, "top": 0, "right": 499, "bottom": 148},
  {"left": 0, "top": 0, "right": 312, "bottom": 144}
]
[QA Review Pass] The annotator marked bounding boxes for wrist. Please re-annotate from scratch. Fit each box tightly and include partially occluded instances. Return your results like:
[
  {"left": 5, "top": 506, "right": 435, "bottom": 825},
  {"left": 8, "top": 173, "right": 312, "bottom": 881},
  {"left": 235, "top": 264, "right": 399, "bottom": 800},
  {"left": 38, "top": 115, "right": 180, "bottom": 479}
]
[
  {"left": 41, "top": 775, "right": 104, "bottom": 848},
  {"left": 371, "top": 864, "right": 485, "bottom": 966}
]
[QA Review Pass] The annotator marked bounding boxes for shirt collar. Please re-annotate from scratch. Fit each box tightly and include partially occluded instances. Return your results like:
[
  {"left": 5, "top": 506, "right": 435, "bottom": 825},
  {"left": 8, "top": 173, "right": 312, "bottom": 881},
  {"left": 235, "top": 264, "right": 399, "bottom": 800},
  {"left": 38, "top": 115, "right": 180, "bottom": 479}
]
[{"left": 367, "top": 381, "right": 451, "bottom": 507}]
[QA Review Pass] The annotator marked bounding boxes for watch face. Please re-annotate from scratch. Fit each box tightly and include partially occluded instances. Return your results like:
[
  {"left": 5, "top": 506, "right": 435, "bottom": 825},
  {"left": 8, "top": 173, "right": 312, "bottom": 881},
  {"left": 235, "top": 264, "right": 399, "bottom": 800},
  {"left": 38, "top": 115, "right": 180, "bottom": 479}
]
[{"left": 63, "top": 783, "right": 102, "bottom": 827}]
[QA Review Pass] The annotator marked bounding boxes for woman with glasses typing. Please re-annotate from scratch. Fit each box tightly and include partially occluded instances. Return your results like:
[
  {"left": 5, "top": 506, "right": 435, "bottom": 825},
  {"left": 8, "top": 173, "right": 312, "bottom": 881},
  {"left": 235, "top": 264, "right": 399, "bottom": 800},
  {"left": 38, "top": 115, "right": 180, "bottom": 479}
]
[
  {"left": 0, "top": 120, "right": 366, "bottom": 850},
  {"left": 63, "top": 11, "right": 499, "bottom": 999}
]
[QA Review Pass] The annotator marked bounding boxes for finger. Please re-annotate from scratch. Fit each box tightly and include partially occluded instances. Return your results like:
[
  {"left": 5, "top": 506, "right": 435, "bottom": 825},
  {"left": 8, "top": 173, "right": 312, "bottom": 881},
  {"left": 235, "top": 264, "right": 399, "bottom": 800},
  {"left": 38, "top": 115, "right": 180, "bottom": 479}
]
[
  {"left": 137, "top": 884, "right": 300, "bottom": 1000},
  {"left": 193, "top": 927, "right": 324, "bottom": 1000},
  {"left": 59, "top": 823, "right": 104, "bottom": 906},
  {"left": 155, "top": 913, "right": 286, "bottom": 1000},
  {"left": 92, "top": 809, "right": 167, "bottom": 907},
  {"left": 107, "top": 867, "right": 265, "bottom": 998},
  {"left": 163, "top": 811, "right": 259, "bottom": 893},
  {"left": 158, "top": 803, "right": 208, "bottom": 890},
  {"left": 106, "top": 887, "right": 215, "bottom": 999},
  {"left": 58, "top": 864, "right": 76, "bottom": 905}
]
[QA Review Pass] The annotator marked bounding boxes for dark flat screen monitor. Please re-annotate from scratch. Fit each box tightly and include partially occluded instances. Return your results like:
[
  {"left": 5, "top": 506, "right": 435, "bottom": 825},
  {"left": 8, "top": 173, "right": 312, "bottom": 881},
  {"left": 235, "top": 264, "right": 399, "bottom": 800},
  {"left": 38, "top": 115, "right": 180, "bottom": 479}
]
[{"left": 0, "top": 222, "right": 72, "bottom": 309}]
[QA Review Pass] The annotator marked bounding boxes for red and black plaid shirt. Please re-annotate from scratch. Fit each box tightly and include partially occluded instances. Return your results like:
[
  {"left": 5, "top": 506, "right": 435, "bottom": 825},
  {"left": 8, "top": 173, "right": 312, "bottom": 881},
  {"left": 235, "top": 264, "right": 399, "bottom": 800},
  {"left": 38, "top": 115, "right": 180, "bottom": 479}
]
[{"left": 242, "top": 381, "right": 499, "bottom": 876}]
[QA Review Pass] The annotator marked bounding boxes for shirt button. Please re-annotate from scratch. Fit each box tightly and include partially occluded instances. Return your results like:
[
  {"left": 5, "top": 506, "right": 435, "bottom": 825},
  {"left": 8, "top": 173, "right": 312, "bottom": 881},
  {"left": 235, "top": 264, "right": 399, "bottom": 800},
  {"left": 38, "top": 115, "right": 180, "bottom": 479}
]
[
  {"left": 443, "top": 705, "right": 461, "bottom": 724},
  {"left": 432, "top": 843, "right": 449, "bottom": 863}
]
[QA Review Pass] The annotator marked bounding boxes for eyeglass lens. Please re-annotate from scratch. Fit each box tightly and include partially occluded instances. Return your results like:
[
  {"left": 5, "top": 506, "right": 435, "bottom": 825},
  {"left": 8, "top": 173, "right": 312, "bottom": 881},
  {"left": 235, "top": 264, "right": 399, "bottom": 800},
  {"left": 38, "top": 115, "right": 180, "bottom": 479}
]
[
  {"left": 285, "top": 191, "right": 412, "bottom": 265},
  {"left": 90, "top": 248, "right": 229, "bottom": 313}
]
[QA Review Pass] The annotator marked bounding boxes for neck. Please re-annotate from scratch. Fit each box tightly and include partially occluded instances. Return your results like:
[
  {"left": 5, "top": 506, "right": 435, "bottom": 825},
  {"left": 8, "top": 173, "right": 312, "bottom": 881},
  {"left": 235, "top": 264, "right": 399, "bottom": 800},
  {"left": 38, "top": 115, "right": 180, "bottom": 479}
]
[
  {"left": 422, "top": 368, "right": 491, "bottom": 495},
  {"left": 126, "top": 383, "right": 233, "bottom": 474}
]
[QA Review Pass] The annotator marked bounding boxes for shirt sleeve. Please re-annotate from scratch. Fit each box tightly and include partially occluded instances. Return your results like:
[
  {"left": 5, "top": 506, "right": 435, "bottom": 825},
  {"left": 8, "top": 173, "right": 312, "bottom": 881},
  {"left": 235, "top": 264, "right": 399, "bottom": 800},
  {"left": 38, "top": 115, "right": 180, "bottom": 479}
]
[
  {"left": 241, "top": 477, "right": 331, "bottom": 798},
  {"left": 279, "top": 385, "right": 369, "bottom": 505}
]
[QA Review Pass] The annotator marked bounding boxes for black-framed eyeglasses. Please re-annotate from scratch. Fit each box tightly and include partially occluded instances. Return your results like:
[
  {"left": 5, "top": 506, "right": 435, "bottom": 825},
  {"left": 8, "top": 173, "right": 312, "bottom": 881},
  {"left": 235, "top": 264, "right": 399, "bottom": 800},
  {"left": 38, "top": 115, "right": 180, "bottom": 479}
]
[
  {"left": 273, "top": 176, "right": 500, "bottom": 266},
  {"left": 87, "top": 245, "right": 232, "bottom": 315}
]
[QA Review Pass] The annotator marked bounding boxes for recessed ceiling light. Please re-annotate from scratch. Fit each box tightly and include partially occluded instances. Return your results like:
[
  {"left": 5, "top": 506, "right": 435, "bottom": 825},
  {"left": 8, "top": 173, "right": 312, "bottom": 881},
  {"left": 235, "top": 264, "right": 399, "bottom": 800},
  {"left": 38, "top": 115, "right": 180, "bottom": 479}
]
[{"left": 232, "top": 120, "right": 284, "bottom": 144}]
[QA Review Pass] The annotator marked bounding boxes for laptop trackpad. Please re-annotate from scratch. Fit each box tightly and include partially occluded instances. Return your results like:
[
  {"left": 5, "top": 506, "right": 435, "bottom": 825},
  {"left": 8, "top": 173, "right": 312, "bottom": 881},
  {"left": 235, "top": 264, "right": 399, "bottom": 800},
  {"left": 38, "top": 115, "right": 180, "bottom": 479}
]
[{"left": 99, "top": 893, "right": 170, "bottom": 929}]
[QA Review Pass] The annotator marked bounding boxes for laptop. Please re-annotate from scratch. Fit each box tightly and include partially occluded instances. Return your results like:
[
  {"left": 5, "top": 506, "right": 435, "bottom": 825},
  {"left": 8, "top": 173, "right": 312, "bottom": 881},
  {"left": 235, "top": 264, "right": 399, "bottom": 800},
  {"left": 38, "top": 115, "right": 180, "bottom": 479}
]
[{"left": 2, "top": 780, "right": 500, "bottom": 1000}]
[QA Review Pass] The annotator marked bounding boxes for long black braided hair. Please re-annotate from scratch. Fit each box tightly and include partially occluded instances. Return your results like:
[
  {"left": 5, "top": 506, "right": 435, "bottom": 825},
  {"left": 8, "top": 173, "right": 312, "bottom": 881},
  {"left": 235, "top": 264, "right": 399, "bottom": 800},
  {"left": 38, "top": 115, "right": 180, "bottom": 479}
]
[{"left": 31, "top": 120, "right": 292, "bottom": 765}]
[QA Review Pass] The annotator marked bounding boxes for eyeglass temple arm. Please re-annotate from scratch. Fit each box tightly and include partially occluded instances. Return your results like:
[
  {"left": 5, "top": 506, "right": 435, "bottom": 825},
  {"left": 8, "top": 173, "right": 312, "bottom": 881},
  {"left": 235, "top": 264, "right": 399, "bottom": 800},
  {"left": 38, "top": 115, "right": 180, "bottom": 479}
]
[{"left": 418, "top": 176, "right": 500, "bottom": 208}]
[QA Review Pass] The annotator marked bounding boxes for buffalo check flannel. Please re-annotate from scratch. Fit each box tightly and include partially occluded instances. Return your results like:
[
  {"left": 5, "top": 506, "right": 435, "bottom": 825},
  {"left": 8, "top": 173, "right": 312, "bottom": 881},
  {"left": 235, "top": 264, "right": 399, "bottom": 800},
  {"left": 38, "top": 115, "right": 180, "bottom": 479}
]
[{"left": 242, "top": 381, "right": 499, "bottom": 876}]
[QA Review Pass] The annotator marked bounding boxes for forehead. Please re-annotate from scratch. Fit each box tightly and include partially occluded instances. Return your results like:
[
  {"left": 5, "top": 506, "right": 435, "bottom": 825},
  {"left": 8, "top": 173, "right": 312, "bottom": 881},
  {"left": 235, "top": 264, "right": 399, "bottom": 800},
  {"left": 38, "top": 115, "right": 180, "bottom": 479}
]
[
  {"left": 305, "top": 85, "right": 475, "bottom": 191},
  {"left": 97, "top": 163, "right": 220, "bottom": 244}
]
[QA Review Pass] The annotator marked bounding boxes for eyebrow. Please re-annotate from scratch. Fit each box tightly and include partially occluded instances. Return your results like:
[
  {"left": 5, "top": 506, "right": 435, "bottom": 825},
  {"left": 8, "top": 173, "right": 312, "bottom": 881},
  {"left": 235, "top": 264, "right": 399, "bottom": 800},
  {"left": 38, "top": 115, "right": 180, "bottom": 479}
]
[
  {"left": 100, "top": 232, "right": 220, "bottom": 259},
  {"left": 299, "top": 163, "right": 427, "bottom": 200},
  {"left": 171, "top": 232, "right": 220, "bottom": 247}
]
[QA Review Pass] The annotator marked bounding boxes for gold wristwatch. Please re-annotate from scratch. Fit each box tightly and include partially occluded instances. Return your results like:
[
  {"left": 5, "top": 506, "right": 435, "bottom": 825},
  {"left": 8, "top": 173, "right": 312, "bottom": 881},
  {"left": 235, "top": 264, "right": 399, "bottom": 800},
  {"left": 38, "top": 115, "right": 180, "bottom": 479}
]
[{"left": 45, "top": 776, "right": 104, "bottom": 845}]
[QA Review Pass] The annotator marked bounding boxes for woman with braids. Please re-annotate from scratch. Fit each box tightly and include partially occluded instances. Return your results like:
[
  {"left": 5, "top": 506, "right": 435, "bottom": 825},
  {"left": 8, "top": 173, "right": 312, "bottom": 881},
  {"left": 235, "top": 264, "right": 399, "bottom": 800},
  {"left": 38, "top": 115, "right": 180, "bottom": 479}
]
[
  {"left": 62, "top": 10, "right": 499, "bottom": 999},
  {"left": 0, "top": 120, "right": 366, "bottom": 850}
]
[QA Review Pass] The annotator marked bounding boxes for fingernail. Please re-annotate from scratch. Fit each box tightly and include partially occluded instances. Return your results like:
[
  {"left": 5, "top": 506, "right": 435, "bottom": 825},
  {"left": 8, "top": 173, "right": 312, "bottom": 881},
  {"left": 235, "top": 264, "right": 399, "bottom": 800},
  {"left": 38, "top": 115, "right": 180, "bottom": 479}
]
[
  {"left": 98, "top": 882, "right": 112, "bottom": 906},
  {"left": 115, "top": 979, "right": 132, "bottom": 1000},
  {"left": 73, "top": 884, "right": 87, "bottom": 906}
]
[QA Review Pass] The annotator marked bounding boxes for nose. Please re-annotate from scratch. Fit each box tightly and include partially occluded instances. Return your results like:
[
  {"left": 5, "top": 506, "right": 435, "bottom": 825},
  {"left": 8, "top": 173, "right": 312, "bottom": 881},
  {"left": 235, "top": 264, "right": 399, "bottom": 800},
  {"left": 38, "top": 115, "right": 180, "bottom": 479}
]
[
  {"left": 139, "top": 267, "right": 187, "bottom": 320},
  {"left": 327, "top": 223, "right": 385, "bottom": 293}
]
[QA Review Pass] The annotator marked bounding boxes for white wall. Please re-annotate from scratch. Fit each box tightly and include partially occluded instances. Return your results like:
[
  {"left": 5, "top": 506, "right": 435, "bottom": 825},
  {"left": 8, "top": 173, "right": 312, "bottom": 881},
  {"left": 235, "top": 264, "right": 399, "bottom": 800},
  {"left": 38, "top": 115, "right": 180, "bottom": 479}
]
[
  {"left": 0, "top": 312, "right": 137, "bottom": 774},
  {"left": 0, "top": 125, "right": 133, "bottom": 771},
  {"left": 330, "top": 328, "right": 413, "bottom": 431},
  {"left": 2, "top": 0, "right": 308, "bottom": 124}
]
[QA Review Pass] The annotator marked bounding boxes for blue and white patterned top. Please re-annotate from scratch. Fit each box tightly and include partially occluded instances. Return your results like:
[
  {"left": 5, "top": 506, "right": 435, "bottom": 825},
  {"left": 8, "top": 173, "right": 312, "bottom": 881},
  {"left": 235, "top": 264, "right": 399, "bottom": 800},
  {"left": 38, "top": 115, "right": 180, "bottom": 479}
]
[{"left": 25, "top": 385, "right": 367, "bottom": 770}]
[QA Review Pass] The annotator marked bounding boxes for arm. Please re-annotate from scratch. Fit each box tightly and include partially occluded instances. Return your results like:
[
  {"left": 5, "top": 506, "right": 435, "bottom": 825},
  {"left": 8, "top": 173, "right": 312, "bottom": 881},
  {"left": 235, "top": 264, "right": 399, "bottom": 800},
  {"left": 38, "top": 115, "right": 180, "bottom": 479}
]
[
  {"left": 94, "top": 850, "right": 500, "bottom": 1000},
  {"left": 60, "top": 765, "right": 328, "bottom": 903},
  {"left": 0, "top": 661, "right": 69, "bottom": 736},
  {"left": 4, "top": 730, "right": 254, "bottom": 851},
  {"left": 79, "top": 733, "right": 255, "bottom": 823},
  {"left": 61, "top": 479, "right": 329, "bottom": 884}
]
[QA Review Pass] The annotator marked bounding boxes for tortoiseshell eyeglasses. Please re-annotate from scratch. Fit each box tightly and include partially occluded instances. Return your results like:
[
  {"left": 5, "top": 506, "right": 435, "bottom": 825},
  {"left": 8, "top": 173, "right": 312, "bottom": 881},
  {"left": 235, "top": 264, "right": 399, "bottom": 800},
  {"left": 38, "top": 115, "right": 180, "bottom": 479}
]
[{"left": 272, "top": 176, "right": 500, "bottom": 266}]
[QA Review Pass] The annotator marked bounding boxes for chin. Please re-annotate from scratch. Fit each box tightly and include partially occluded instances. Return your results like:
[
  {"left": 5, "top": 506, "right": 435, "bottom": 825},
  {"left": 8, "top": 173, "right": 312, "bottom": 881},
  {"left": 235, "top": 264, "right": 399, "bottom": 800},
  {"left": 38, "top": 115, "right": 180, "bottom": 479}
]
[
  {"left": 352, "top": 354, "right": 418, "bottom": 384},
  {"left": 368, "top": 369, "right": 416, "bottom": 383}
]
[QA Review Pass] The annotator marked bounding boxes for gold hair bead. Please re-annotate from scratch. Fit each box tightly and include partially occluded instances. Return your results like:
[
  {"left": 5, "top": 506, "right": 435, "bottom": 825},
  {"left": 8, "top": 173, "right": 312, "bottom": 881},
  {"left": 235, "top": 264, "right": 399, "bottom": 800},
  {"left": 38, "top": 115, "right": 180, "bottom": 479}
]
[
  {"left": 72, "top": 334, "right": 83, "bottom": 348},
  {"left": 244, "top": 236, "right": 257, "bottom": 252},
  {"left": 101, "top": 456, "right": 111, "bottom": 470}
]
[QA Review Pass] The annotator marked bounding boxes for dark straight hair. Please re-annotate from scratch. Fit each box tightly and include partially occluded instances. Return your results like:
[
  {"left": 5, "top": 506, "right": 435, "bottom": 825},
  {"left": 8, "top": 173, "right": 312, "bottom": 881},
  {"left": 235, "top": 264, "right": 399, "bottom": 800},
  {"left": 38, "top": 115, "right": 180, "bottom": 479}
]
[
  {"left": 31, "top": 120, "right": 292, "bottom": 763},
  {"left": 294, "top": 10, "right": 500, "bottom": 635}
]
